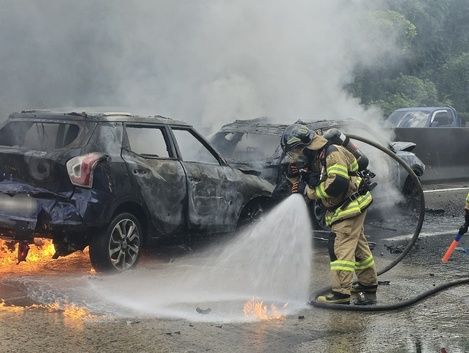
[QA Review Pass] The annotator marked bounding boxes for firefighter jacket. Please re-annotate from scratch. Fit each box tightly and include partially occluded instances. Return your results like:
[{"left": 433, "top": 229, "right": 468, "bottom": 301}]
[
  {"left": 304, "top": 144, "right": 373, "bottom": 226},
  {"left": 466, "top": 192, "right": 469, "bottom": 210}
]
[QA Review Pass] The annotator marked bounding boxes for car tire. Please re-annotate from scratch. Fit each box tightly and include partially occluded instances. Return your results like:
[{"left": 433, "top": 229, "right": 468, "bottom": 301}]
[
  {"left": 310, "top": 200, "right": 330, "bottom": 232},
  {"left": 89, "top": 212, "right": 143, "bottom": 273},
  {"left": 237, "top": 200, "right": 266, "bottom": 230},
  {"left": 402, "top": 175, "right": 421, "bottom": 211}
]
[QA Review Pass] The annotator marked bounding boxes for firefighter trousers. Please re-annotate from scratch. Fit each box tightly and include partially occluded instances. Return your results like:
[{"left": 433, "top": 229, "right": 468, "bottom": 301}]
[{"left": 328, "top": 210, "right": 377, "bottom": 296}]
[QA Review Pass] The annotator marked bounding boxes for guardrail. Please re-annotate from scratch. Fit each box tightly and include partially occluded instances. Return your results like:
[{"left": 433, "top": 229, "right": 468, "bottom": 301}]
[{"left": 393, "top": 127, "right": 469, "bottom": 182}]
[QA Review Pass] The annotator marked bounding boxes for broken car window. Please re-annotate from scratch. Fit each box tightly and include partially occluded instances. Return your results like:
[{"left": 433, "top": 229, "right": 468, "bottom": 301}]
[
  {"left": 228, "top": 133, "right": 280, "bottom": 162},
  {"left": 172, "top": 128, "right": 220, "bottom": 165},
  {"left": 431, "top": 111, "right": 452, "bottom": 127},
  {"left": 0, "top": 121, "right": 80, "bottom": 150},
  {"left": 126, "top": 126, "right": 171, "bottom": 158},
  {"left": 395, "top": 111, "right": 430, "bottom": 128}
]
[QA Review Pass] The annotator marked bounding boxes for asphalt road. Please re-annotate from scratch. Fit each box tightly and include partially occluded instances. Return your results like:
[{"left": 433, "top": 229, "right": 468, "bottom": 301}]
[{"left": 1, "top": 181, "right": 469, "bottom": 353}]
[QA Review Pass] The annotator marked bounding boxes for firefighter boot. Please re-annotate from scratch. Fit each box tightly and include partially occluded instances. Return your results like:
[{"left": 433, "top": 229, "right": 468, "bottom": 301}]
[
  {"left": 351, "top": 282, "right": 378, "bottom": 294},
  {"left": 316, "top": 291, "right": 351, "bottom": 305},
  {"left": 353, "top": 291, "right": 377, "bottom": 305}
]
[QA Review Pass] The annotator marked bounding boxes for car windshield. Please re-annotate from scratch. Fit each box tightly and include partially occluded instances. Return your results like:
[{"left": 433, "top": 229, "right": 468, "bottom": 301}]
[
  {"left": 0, "top": 121, "right": 82, "bottom": 151},
  {"left": 386, "top": 111, "right": 430, "bottom": 128},
  {"left": 211, "top": 132, "right": 281, "bottom": 163}
]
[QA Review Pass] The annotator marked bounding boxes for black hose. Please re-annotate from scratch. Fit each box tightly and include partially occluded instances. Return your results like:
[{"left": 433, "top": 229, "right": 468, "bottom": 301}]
[
  {"left": 347, "top": 134, "right": 425, "bottom": 276},
  {"left": 309, "top": 134, "right": 469, "bottom": 311},
  {"left": 312, "top": 277, "right": 469, "bottom": 312}
]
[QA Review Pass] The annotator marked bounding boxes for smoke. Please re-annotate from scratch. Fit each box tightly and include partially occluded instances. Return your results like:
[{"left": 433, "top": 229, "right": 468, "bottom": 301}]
[{"left": 0, "top": 0, "right": 402, "bottom": 131}]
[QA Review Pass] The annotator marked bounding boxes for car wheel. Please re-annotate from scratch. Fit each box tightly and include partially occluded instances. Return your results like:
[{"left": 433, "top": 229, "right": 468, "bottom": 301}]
[
  {"left": 310, "top": 200, "right": 329, "bottom": 232},
  {"left": 237, "top": 200, "right": 266, "bottom": 230},
  {"left": 89, "top": 213, "right": 143, "bottom": 273},
  {"left": 402, "top": 175, "right": 421, "bottom": 211}
]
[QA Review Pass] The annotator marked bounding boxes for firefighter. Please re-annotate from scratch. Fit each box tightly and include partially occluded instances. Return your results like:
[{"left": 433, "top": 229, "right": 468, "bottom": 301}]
[
  {"left": 460, "top": 192, "right": 469, "bottom": 235},
  {"left": 281, "top": 124, "right": 377, "bottom": 304}
]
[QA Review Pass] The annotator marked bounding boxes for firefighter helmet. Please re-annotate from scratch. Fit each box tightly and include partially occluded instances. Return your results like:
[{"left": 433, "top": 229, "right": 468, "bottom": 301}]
[{"left": 280, "top": 124, "right": 314, "bottom": 152}]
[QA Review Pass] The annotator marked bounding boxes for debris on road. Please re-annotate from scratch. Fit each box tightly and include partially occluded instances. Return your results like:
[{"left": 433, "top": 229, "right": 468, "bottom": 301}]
[
  {"left": 425, "top": 208, "right": 445, "bottom": 215},
  {"left": 196, "top": 307, "right": 212, "bottom": 315},
  {"left": 455, "top": 247, "right": 468, "bottom": 254},
  {"left": 384, "top": 243, "right": 406, "bottom": 254}
]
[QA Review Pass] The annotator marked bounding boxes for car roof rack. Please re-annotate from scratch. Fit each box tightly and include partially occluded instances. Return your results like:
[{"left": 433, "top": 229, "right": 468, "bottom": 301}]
[
  {"left": 20, "top": 109, "right": 51, "bottom": 114},
  {"left": 100, "top": 112, "right": 132, "bottom": 117}
]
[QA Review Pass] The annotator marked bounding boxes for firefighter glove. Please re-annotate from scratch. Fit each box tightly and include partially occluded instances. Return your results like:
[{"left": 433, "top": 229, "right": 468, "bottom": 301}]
[
  {"left": 306, "top": 172, "right": 321, "bottom": 187},
  {"left": 461, "top": 209, "right": 469, "bottom": 234},
  {"left": 286, "top": 163, "right": 299, "bottom": 178},
  {"left": 291, "top": 180, "right": 307, "bottom": 195},
  {"left": 460, "top": 223, "right": 468, "bottom": 235}
]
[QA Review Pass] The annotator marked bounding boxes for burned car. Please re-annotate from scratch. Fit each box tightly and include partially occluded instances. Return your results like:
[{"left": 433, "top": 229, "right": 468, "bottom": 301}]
[
  {"left": 0, "top": 110, "right": 273, "bottom": 272},
  {"left": 210, "top": 118, "right": 425, "bottom": 230}
]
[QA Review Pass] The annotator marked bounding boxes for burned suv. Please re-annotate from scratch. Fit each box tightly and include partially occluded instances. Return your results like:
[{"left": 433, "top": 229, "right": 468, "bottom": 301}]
[
  {"left": 210, "top": 118, "right": 425, "bottom": 230},
  {"left": 0, "top": 111, "right": 272, "bottom": 272}
]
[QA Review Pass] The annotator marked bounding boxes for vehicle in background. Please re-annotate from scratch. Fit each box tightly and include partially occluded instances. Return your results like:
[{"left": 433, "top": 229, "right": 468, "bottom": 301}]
[
  {"left": 0, "top": 110, "right": 273, "bottom": 272},
  {"left": 210, "top": 118, "right": 425, "bottom": 230},
  {"left": 385, "top": 107, "right": 469, "bottom": 181},
  {"left": 386, "top": 107, "right": 464, "bottom": 128}
]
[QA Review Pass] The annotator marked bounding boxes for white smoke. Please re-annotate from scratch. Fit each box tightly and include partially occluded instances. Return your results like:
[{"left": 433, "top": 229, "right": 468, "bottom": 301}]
[{"left": 0, "top": 0, "right": 402, "bottom": 132}]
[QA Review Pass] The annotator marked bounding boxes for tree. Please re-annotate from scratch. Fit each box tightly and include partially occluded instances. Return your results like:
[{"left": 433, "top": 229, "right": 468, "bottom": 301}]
[
  {"left": 371, "top": 75, "right": 444, "bottom": 117},
  {"left": 438, "top": 52, "right": 469, "bottom": 112}
]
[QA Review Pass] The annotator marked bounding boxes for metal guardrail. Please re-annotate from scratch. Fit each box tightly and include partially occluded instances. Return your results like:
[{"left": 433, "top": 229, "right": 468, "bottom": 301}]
[{"left": 393, "top": 127, "right": 469, "bottom": 182}]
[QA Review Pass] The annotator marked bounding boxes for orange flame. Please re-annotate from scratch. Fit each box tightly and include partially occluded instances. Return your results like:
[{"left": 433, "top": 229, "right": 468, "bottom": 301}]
[
  {"left": 0, "top": 240, "right": 96, "bottom": 329},
  {"left": 0, "top": 239, "right": 55, "bottom": 265},
  {"left": 0, "top": 299, "right": 96, "bottom": 328},
  {"left": 243, "top": 298, "right": 287, "bottom": 321},
  {"left": 0, "top": 239, "right": 92, "bottom": 274}
]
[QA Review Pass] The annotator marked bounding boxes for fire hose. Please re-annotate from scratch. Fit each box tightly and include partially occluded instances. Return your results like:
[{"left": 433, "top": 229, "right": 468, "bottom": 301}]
[{"left": 310, "top": 134, "right": 469, "bottom": 311}]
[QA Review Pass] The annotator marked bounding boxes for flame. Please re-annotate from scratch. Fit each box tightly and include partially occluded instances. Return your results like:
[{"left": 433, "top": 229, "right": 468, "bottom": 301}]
[
  {"left": 0, "top": 238, "right": 92, "bottom": 273},
  {"left": 0, "top": 299, "right": 96, "bottom": 328},
  {"left": 0, "top": 240, "right": 96, "bottom": 329},
  {"left": 243, "top": 298, "right": 288, "bottom": 321},
  {"left": 0, "top": 239, "right": 55, "bottom": 265}
]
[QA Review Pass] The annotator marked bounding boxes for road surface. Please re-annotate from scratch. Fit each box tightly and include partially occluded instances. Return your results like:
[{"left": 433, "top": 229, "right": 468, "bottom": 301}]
[{"left": 1, "top": 181, "right": 469, "bottom": 353}]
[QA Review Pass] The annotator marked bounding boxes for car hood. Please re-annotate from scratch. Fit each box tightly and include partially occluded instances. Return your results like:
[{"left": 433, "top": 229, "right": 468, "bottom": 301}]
[{"left": 389, "top": 141, "right": 416, "bottom": 152}]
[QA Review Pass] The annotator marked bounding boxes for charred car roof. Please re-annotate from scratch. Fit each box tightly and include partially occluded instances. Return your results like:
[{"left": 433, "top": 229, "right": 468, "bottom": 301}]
[
  {"left": 8, "top": 110, "right": 191, "bottom": 127},
  {"left": 217, "top": 117, "right": 355, "bottom": 135}
]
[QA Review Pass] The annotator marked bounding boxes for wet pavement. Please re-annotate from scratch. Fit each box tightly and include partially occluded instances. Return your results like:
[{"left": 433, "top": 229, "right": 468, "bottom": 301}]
[{"left": 1, "top": 181, "right": 469, "bottom": 353}]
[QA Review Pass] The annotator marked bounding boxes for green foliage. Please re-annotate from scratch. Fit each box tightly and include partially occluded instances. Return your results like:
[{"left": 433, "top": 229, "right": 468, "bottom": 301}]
[
  {"left": 351, "top": 0, "right": 469, "bottom": 117},
  {"left": 369, "top": 75, "right": 443, "bottom": 116},
  {"left": 370, "top": 10, "right": 417, "bottom": 51},
  {"left": 438, "top": 52, "right": 469, "bottom": 112}
]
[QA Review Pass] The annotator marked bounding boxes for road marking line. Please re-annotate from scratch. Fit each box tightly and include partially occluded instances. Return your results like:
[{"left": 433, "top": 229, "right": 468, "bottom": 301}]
[
  {"left": 383, "top": 230, "right": 456, "bottom": 242},
  {"left": 423, "top": 187, "right": 469, "bottom": 193}
]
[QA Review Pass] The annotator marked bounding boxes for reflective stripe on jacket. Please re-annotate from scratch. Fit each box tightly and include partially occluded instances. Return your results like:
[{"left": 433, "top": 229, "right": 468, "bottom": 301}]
[
  {"left": 312, "top": 145, "right": 373, "bottom": 226},
  {"left": 325, "top": 180, "right": 373, "bottom": 226}
]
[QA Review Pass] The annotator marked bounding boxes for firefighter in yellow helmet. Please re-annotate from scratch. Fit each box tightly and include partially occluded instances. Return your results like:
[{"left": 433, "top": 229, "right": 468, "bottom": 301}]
[
  {"left": 459, "top": 192, "right": 469, "bottom": 235},
  {"left": 281, "top": 123, "right": 377, "bottom": 304}
]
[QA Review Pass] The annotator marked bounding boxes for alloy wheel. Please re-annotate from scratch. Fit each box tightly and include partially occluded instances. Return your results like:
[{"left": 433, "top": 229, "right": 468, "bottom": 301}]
[{"left": 108, "top": 218, "right": 140, "bottom": 271}]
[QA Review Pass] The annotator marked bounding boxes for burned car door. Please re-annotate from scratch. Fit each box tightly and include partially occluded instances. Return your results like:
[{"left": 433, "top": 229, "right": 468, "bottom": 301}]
[
  {"left": 170, "top": 127, "right": 235, "bottom": 233},
  {"left": 122, "top": 124, "right": 186, "bottom": 236}
]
